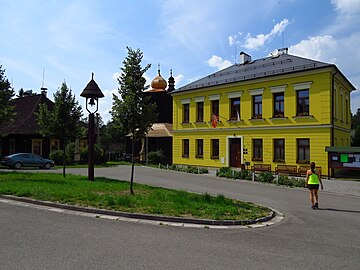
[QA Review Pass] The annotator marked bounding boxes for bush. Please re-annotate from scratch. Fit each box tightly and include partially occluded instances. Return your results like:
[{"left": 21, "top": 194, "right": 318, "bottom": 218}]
[
  {"left": 241, "top": 170, "right": 252, "bottom": 180},
  {"left": 49, "top": 150, "right": 71, "bottom": 165},
  {"left": 187, "top": 166, "right": 199, "bottom": 174},
  {"left": 216, "top": 167, "right": 250, "bottom": 179},
  {"left": 168, "top": 164, "right": 177, "bottom": 170},
  {"left": 66, "top": 142, "right": 76, "bottom": 163},
  {"left": 277, "top": 175, "right": 305, "bottom": 187},
  {"left": 160, "top": 164, "right": 208, "bottom": 174},
  {"left": 216, "top": 167, "right": 232, "bottom": 177},
  {"left": 199, "top": 168, "right": 209, "bottom": 174},
  {"left": 147, "top": 150, "right": 166, "bottom": 165},
  {"left": 257, "top": 172, "right": 275, "bottom": 183},
  {"left": 80, "top": 144, "right": 104, "bottom": 164}
]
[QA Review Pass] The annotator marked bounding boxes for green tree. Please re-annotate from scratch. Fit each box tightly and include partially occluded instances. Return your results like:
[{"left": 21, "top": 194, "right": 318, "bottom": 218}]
[
  {"left": 99, "top": 120, "right": 125, "bottom": 160},
  {"left": 351, "top": 108, "right": 360, "bottom": 129},
  {"left": 351, "top": 108, "right": 360, "bottom": 146},
  {"left": 0, "top": 65, "right": 15, "bottom": 133},
  {"left": 17, "top": 88, "right": 24, "bottom": 98},
  {"left": 36, "top": 81, "right": 83, "bottom": 177},
  {"left": 111, "top": 47, "right": 157, "bottom": 194}
]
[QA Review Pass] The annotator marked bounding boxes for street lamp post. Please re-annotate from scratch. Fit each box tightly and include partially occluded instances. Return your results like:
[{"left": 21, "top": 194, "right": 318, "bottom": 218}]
[{"left": 80, "top": 73, "right": 104, "bottom": 181}]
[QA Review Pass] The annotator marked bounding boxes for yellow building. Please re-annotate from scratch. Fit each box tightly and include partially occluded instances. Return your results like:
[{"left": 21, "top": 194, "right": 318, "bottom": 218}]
[{"left": 170, "top": 49, "right": 355, "bottom": 176}]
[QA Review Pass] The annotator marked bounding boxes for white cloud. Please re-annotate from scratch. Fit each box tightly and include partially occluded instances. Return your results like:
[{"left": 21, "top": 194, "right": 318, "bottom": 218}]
[
  {"left": 243, "top": 19, "right": 290, "bottom": 50},
  {"left": 174, "top": 74, "right": 184, "bottom": 87},
  {"left": 289, "top": 35, "right": 338, "bottom": 62},
  {"left": 327, "top": 0, "right": 360, "bottom": 34},
  {"left": 289, "top": 33, "right": 360, "bottom": 113},
  {"left": 229, "top": 35, "right": 237, "bottom": 46},
  {"left": 206, "top": 55, "right": 232, "bottom": 70},
  {"left": 228, "top": 33, "right": 243, "bottom": 46},
  {"left": 331, "top": 0, "right": 360, "bottom": 15},
  {"left": 270, "top": 19, "right": 290, "bottom": 36}
]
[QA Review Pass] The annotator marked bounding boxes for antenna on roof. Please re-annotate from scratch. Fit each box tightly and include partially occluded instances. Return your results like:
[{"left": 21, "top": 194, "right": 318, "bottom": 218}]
[
  {"left": 234, "top": 45, "right": 237, "bottom": 64},
  {"left": 40, "top": 68, "right": 48, "bottom": 96},
  {"left": 41, "top": 68, "right": 45, "bottom": 88}
]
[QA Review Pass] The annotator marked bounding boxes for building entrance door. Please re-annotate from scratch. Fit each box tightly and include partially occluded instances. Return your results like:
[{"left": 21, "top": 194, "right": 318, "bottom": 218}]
[{"left": 229, "top": 138, "right": 242, "bottom": 168}]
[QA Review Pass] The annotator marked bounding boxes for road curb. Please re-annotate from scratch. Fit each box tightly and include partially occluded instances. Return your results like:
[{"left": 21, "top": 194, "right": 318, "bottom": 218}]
[{"left": 0, "top": 194, "right": 282, "bottom": 228}]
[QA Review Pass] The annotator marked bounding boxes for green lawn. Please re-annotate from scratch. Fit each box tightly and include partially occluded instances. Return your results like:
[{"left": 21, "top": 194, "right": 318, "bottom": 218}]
[{"left": 0, "top": 172, "right": 270, "bottom": 221}]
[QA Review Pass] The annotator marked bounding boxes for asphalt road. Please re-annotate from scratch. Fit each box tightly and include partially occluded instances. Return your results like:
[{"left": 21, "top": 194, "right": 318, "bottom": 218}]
[{"left": 0, "top": 166, "right": 359, "bottom": 269}]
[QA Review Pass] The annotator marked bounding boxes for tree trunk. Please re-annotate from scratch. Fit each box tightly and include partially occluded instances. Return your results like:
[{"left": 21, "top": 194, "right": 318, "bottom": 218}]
[{"left": 130, "top": 137, "right": 135, "bottom": 195}]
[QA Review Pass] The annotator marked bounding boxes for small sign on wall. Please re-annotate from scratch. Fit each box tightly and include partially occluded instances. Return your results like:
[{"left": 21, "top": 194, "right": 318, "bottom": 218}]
[{"left": 221, "top": 157, "right": 225, "bottom": 164}]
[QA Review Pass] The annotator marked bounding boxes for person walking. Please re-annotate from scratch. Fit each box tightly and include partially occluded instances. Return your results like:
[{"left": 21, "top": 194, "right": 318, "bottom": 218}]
[{"left": 305, "top": 162, "right": 324, "bottom": 209}]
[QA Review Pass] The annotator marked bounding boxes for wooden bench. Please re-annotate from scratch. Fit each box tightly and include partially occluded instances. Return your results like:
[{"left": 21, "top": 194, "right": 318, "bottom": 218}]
[
  {"left": 251, "top": 164, "right": 271, "bottom": 173},
  {"left": 298, "top": 166, "right": 322, "bottom": 177},
  {"left": 275, "top": 165, "right": 298, "bottom": 176}
]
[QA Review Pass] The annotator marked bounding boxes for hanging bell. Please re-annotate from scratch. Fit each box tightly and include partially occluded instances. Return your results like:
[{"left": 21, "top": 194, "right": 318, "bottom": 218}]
[{"left": 88, "top": 98, "right": 96, "bottom": 106}]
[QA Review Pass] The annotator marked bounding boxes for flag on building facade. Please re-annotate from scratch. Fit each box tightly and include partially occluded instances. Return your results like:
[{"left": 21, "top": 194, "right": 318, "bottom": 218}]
[{"left": 212, "top": 114, "right": 219, "bottom": 128}]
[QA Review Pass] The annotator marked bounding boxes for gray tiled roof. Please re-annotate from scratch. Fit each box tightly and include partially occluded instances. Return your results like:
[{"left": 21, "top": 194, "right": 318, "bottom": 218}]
[{"left": 172, "top": 53, "right": 333, "bottom": 93}]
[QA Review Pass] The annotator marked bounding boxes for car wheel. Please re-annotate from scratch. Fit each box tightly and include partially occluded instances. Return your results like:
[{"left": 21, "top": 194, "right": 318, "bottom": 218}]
[
  {"left": 14, "top": 162, "right": 22, "bottom": 169},
  {"left": 44, "top": 162, "right": 51, "bottom": 169}
]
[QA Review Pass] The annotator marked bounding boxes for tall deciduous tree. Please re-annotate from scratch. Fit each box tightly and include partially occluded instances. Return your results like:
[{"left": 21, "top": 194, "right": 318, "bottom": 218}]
[
  {"left": 111, "top": 47, "right": 157, "bottom": 194},
  {"left": 0, "top": 65, "right": 15, "bottom": 133},
  {"left": 36, "top": 81, "right": 83, "bottom": 177}
]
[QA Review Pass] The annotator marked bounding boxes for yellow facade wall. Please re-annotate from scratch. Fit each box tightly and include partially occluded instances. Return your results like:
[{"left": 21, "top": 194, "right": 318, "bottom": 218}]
[{"left": 172, "top": 68, "right": 352, "bottom": 176}]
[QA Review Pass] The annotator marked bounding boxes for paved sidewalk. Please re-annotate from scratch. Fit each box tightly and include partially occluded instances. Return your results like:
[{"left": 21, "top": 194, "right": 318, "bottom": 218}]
[{"left": 321, "top": 178, "right": 360, "bottom": 196}]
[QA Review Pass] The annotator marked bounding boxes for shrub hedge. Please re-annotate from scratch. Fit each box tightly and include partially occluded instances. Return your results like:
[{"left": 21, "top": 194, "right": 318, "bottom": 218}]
[
  {"left": 216, "top": 167, "right": 305, "bottom": 188},
  {"left": 159, "top": 164, "right": 209, "bottom": 174}
]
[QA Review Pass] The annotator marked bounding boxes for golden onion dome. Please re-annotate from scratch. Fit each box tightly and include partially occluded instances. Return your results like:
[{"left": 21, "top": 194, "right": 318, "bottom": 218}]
[{"left": 146, "top": 64, "right": 168, "bottom": 92}]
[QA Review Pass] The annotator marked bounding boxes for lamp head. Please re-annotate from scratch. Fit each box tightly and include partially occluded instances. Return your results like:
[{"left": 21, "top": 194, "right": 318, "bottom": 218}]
[{"left": 81, "top": 73, "right": 104, "bottom": 114}]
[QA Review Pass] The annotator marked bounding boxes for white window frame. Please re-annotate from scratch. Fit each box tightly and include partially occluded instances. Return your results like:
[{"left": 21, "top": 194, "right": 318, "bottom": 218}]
[{"left": 248, "top": 88, "right": 264, "bottom": 96}]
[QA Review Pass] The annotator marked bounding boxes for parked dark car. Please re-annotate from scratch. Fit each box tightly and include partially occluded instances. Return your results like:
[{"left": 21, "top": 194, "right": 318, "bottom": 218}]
[{"left": 0, "top": 153, "right": 55, "bottom": 169}]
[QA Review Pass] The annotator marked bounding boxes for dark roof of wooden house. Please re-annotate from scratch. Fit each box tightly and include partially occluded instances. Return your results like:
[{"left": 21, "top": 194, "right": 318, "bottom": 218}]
[{"left": 0, "top": 94, "right": 54, "bottom": 135}]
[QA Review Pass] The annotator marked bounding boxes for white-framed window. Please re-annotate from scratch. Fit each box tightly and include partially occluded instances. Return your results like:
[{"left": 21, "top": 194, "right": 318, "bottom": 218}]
[
  {"left": 292, "top": 82, "right": 312, "bottom": 117},
  {"left": 249, "top": 88, "right": 264, "bottom": 119},
  {"left": 181, "top": 98, "right": 191, "bottom": 123}
]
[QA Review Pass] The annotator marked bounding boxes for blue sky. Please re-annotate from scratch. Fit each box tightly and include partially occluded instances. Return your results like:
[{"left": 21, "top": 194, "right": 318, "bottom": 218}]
[{"left": 1, "top": 0, "right": 360, "bottom": 123}]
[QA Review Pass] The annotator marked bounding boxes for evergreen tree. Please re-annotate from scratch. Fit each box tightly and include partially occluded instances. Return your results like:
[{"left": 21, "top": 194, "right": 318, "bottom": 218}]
[
  {"left": 111, "top": 47, "right": 157, "bottom": 194},
  {"left": 0, "top": 65, "right": 15, "bottom": 132},
  {"left": 36, "top": 81, "right": 83, "bottom": 177},
  {"left": 17, "top": 88, "right": 24, "bottom": 98}
]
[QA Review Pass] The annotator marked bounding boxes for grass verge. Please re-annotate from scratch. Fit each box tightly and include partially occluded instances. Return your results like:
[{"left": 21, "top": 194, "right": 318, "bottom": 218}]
[{"left": 0, "top": 172, "right": 270, "bottom": 221}]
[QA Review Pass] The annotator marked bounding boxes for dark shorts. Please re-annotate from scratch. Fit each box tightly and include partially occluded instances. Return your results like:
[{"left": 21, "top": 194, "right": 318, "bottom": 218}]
[{"left": 308, "top": 184, "right": 319, "bottom": 190}]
